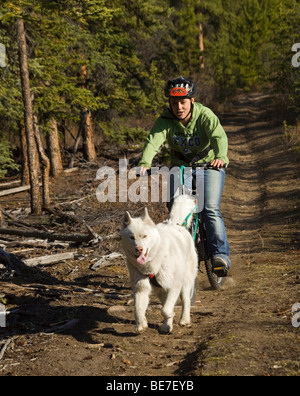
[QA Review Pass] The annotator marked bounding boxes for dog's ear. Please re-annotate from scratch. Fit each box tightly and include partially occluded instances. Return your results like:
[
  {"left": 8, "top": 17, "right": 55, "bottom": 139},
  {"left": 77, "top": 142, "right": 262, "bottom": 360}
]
[
  {"left": 142, "top": 208, "right": 155, "bottom": 226},
  {"left": 123, "top": 211, "right": 132, "bottom": 227}
]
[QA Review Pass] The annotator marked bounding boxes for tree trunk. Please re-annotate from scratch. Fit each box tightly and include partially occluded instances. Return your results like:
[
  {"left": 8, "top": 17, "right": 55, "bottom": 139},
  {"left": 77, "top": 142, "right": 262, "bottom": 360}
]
[
  {"left": 82, "top": 109, "right": 97, "bottom": 162},
  {"left": 47, "top": 118, "right": 63, "bottom": 177},
  {"left": 80, "top": 64, "right": 96, "bottom": 162},
  {"left": 198, "top": 21, "right": 205, "bottom": 69},
  {"left": 16, "top": 18, "right": 41, "bottom": 214},
  {"left": 33, "top": 114, "right": 51, "bottom": 209},
  {"left": 197, "top": 1, "right": 205, "bottom": 70},
  {"left": 68, "top": 111, "right": 87, "bottom": 169},
  {"left": 19, "top": 124, "right": 30, "bottom": 185}
]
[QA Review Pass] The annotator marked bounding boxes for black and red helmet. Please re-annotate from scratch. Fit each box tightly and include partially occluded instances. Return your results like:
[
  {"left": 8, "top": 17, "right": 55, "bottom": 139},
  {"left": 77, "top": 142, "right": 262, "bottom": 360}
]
[{"left": 165, "top": 76, "right": 196, "bottom": 99}]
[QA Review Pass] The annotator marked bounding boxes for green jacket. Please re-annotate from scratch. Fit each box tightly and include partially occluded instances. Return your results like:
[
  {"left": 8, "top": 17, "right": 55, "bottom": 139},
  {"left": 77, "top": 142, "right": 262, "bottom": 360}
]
[{"left": 139, "top": 102, "right": 229, "bottom": 168}]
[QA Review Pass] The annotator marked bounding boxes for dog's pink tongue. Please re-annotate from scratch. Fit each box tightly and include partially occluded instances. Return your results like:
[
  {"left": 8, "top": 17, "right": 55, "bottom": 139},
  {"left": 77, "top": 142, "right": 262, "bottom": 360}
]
[{"left": 137, "top": 254, "right": 146, "bottom": 265}]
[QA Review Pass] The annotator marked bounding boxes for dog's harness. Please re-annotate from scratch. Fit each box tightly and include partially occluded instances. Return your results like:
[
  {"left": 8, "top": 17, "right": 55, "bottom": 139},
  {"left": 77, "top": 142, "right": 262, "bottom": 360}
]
[
  {"left": 180, "top": 166, "right": 199, "bottom": 242},
  {"left": 181, "top": 205, "right": 198, "bottom": 242},
  {"left": 148, "top": 273, "right": 162, "bottom": 288}
]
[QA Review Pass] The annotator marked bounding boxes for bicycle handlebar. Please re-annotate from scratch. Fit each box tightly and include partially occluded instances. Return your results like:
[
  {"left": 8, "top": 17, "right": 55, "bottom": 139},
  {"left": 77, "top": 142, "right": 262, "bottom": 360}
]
[
  {"left": 138, "top": 163, "right": 225, "bottom": 177},
  {"left": 190, "top": 163, "right": 225, "bottom": 170}
]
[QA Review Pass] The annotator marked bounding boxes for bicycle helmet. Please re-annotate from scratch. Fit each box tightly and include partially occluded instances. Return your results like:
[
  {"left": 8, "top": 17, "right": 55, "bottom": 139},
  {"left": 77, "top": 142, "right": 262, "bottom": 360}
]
[{"left": 165, "top": 76, "right": 196, "bottom": 99}]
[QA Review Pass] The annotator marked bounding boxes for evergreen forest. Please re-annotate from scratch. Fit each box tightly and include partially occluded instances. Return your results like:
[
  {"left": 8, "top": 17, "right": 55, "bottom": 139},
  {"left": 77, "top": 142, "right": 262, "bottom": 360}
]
[{"left": 0, "top": 0, "right": 299, "bottom": 212}]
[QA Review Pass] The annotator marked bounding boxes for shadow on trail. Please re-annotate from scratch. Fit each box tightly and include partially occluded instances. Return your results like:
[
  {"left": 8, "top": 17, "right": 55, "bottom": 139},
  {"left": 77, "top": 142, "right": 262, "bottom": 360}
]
[
  {"left": 0, "top": 253, "right": 138, "bottom": 344},
  {"left": 0, "top": 288, "right": 138, "bottom": 344}
]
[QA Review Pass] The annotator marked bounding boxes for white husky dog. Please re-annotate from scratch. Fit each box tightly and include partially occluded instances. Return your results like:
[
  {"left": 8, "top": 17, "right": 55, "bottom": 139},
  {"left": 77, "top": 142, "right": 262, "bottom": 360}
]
[{"left": 121, "top": 195, "right": 198, "bottom": 334}]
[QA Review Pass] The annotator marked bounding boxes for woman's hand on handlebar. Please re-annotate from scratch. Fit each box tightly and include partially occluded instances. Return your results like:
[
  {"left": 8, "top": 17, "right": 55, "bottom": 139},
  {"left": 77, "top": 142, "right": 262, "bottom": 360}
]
[
  {"left": 139, "top": 166, "right": 149, "bottom": 176},
  {"left": 210, "top": 159, "right": 224, "bottom": 169}
]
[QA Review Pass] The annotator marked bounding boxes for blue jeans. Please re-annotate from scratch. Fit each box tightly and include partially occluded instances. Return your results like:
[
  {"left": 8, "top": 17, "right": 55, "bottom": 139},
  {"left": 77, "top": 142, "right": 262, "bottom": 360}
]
[
  {"left": 201, "top": 168, "right": 230, "bottom": 267},
  {"left": 167, "top": 167, "right": 230, "bottom": 267}
]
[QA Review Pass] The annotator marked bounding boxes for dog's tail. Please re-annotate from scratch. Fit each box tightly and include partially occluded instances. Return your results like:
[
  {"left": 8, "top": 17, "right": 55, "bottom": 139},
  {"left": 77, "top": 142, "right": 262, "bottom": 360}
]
[{"left": 168, "top": 195, "right": 197, "bottom": 229}]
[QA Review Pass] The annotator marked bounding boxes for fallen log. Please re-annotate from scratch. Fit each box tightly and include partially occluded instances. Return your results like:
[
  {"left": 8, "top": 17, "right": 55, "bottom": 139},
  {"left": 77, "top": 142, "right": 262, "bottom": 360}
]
[
  {"left": 0, "top": 227, "right": 95, "bottom": 243},
  {"left": 0, "top": 169, "right": 76, "bottom": 197},
  {"left": 0, "top": 180, "right": 21, "bottom": 190},
  {"left": 90, "top": 252, "right": 124, "bottom": 271},
  {"left": 0, "top": 338, "right": 14, "bottom": 361},
  {"left": 0, "top": 239, "right": 70, "bottom": 249},
  {"left": 44, "top": 319, "right": 79, "bottom": 334},
  {"left": 24, "top": 252, "right": 77, "bottom": 267},
  {"left": 0, "top": 185, "right": 31, "bottom": 197},
  {"left": 0, "top": 227, "right": 119, "bottom": 243},
  {"left": 1, "top": 207, "right": 36, "bottom": 229}
]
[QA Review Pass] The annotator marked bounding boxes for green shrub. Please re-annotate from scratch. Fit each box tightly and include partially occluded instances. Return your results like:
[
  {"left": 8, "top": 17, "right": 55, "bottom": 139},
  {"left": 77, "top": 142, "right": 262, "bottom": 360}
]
[
  {"left": 0, "top": 139, "right": 20, "bottom": 178},
  {"left": 100, "top": 120, "right": 149, "bottom": 146}
]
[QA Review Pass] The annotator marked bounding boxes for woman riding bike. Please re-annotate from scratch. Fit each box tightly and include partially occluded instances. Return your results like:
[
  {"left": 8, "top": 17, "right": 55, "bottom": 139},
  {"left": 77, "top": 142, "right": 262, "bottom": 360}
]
[{"left": 139, "top": 76, "right": 230, "bottom": 277}]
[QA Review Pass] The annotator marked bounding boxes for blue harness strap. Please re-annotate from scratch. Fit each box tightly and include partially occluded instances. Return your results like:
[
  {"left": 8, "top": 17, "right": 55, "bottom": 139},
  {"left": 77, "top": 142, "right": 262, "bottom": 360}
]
[
  {"left": 180, "top": 166, "right": 198, "bottom": 242},
  {"left": 180, "top": 165, "right": 185, "bottom": 186},
  {"left": 182, "top": 206, "right": 198, "bottom": 242}
]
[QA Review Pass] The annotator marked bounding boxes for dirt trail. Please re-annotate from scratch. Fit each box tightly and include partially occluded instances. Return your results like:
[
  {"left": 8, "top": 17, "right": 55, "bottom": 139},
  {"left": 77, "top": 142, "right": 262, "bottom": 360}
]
[{"left": 0, "top": 92, "right": 299, "bottom": 377}]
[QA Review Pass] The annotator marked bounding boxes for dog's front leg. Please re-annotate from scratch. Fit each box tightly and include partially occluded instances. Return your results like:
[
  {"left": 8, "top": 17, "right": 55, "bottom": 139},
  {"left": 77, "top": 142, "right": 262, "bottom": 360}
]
[
  {"left": 133, "top": 279, "right": 151, "bottom": 333},
  {"left": 179, "top": 283, "right": 192, "bottom": 327},
  {"left": 160, "top": 287, "right": 181, "bottom": 334}
]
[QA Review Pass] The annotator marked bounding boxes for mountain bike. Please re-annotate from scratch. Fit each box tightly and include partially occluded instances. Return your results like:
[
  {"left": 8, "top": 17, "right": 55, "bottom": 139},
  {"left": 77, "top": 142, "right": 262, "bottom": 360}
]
[{"left": 180, "top": 164, "right": 226, "bottom": 290}]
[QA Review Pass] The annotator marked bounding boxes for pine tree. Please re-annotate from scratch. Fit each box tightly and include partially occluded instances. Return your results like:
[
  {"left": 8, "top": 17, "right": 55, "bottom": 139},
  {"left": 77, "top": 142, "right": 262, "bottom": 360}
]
[{"left": 16, "top": 17, "right": 42, "bottom": 214}]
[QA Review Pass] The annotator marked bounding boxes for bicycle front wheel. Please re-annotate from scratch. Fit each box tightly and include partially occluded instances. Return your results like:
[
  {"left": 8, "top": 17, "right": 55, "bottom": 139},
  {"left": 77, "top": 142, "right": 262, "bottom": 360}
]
[{"left": 205, "top": 259, "right": 226, "bottom": 290}]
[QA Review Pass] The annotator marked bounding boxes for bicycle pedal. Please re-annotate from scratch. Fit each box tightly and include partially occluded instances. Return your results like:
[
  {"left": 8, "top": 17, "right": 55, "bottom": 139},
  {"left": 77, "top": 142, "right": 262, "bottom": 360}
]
[
  {"left": 212, "top": 266, "right": 228, "bottom": 278},
  {"left": 212, "top": 257, "right": 229, "bottom": 278}
]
